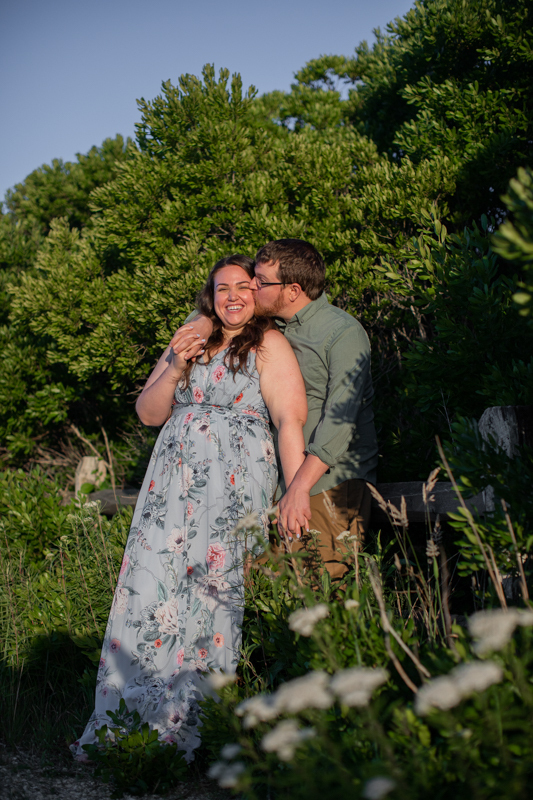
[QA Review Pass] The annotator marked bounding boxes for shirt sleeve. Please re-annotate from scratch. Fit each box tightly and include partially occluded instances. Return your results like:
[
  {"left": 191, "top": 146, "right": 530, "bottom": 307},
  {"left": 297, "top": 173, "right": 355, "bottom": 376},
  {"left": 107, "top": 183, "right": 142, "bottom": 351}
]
[{"left": 306, "top": 322, "right": 372, "bottom": 467}]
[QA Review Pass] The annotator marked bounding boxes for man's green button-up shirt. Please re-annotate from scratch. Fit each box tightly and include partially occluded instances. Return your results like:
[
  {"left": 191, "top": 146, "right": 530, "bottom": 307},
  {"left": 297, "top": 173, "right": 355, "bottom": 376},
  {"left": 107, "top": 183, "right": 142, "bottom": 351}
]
[{"left": 276, "top": 293, "right": 378, "bottom": 496}]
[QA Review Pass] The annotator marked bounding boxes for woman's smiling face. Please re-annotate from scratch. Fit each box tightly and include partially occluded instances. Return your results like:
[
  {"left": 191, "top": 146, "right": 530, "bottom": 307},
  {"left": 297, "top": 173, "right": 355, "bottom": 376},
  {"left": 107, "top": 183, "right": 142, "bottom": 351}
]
[{"left": 213, "top": 264, "right": 255, "bottom": 332}]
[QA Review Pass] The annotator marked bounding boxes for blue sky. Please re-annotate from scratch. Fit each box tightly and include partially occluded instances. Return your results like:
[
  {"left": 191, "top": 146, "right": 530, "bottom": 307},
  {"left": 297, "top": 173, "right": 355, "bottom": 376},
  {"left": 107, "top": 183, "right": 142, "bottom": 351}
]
[{"left": 0, "top": 0, "right": 414, "bottom": 202}]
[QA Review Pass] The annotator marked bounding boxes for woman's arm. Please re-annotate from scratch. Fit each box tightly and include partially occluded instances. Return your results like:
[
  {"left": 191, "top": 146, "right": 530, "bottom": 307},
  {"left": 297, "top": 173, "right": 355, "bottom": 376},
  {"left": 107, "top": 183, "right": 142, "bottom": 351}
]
[
  {"left": 257, "top": 330, "right": 308, "bottom": 533},
  {"left": 136, "top": 340, "right": 203, "bottom": 426}
]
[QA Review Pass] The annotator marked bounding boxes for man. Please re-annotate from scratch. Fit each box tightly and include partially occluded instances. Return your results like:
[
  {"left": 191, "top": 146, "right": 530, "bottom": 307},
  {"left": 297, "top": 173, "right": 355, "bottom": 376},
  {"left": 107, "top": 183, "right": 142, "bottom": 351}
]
[{"left": 172, "top": 240, "right": 378, "bottom": 580}]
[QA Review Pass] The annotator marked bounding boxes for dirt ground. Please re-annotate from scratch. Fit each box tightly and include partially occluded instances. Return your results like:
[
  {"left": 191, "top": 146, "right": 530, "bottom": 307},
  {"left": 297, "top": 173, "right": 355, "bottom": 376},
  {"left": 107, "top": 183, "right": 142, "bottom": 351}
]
[{"left": 0, "top": 746, "right": 231, "bottom": 800}]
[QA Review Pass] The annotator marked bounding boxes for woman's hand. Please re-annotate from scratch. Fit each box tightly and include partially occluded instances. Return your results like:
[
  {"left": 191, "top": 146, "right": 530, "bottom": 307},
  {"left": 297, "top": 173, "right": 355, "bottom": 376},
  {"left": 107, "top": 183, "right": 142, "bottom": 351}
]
[
  {"left": 136, "top": 338, "right": 204, "bottom": 427},
  {"left": 168, "top": 339, "right": 202, "bottom": 378}
]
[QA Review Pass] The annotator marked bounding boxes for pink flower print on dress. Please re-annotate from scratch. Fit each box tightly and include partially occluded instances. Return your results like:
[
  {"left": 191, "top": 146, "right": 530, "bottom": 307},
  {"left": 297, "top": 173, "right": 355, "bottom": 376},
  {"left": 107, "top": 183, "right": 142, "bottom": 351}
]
[
  {"left": 192, "top": 573, "right": 230, "bottom": 611},
  {"left": 213, "top": 632, "right": 224, "bottom": 648},
  {"left": 119, "top": 554, "right": 130, "bottom": 576},
  {"left": 198, "top": 648, "right": 208, "bottom": 659},
  {"left": 212, "top": 365, "right": 226, "bottom": 383},
  {"left": 110, "top": 638, "right": 121, "bottom": 653},
  {"left": 234, "top": 392, "right": 243, "bottom": 403},
  {"left": 176, "top": 648, "right": 184, "bottom": 667},
  {"left": 166, "top": 527, "right": 187, "bottom": 554},
  {"left": 193, "top": 387, "right": 204, "bottom": 403},
  {"left": 187, "top": 501, "right": 194, "bottom": 517},
  {"left": 206, "top": 542, "right": 226, "bottom": 571},
  {"left": 154, "top": 597, "right": 180, "bottom": 635},
  {"left": 149, "top": 480, "right": 155, "bottom": 492},
  {"left": 110, "top": 586, "right": 129, "bottom": 619},
  {"left": 183, "top": 412, "right": 194, "bottom": 425},
  {"left": 261, "top": 439, "right": 275, "bottom": 465}
]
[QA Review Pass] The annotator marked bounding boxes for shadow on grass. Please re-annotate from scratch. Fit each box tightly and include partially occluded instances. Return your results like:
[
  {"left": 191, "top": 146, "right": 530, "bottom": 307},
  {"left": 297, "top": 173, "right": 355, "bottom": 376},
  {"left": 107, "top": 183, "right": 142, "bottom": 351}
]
[{"left": 0, "top": 632, "right": 97, "bottom": 760}]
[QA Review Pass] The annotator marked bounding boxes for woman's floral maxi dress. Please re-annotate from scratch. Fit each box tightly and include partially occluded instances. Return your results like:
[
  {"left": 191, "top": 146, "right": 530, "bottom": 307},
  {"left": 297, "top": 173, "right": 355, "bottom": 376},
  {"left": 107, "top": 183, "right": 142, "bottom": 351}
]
[{"left": 73, "top": 351, "right": 277, "bottom": 760}]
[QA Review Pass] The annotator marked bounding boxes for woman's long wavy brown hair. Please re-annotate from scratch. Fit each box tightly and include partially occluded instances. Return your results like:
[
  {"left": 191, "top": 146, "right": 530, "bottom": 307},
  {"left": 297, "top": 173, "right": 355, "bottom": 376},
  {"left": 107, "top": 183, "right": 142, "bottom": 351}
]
[{"left": 181, "top": 254, "right": 275, "bottom": 388}]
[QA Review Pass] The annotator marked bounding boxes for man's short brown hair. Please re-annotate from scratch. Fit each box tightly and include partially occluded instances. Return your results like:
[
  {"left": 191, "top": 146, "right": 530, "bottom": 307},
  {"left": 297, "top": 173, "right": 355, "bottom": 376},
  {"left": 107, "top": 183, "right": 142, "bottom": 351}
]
[{"left": 255, "top": 239, "right": 325, "bottom": 301}]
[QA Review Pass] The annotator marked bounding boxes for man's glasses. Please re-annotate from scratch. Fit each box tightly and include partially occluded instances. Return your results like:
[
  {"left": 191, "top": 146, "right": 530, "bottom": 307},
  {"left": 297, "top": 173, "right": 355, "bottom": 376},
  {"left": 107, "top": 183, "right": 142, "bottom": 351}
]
[{"left": 254, "top": 277, "right": 286, "bottom": 289}]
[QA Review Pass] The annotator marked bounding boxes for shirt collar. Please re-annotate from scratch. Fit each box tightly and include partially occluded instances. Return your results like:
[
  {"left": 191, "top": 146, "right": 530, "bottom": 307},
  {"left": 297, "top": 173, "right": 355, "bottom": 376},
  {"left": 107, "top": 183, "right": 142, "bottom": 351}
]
[{"left": 277, "top": 292, "right": 329, "bottom": 328}]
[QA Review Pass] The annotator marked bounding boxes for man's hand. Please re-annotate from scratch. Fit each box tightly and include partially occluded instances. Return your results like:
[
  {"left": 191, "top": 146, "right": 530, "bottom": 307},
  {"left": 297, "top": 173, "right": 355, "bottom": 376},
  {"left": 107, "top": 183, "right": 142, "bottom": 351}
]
[
  {"left": 277, "top": 484, "right": 311, "bottom": 542},
  {"left": 170, "top": 315, "right": 213, "bottom": 358}
]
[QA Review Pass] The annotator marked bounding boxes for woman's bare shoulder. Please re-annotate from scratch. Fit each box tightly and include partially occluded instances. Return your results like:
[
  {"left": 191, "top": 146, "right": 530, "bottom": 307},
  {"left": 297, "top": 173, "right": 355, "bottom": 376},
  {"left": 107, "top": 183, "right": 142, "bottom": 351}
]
[
  {"left": 262, "top": 328, "right": 286, "bottom": 346},
  {"left": 257, "top": 328, "right": 294, "bottom": 369}
]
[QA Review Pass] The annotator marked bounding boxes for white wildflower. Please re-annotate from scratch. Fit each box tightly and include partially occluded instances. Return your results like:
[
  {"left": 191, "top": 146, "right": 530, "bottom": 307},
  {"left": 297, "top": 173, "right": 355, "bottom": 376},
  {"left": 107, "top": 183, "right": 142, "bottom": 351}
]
[
  {"left": 235, "top": 693, "right": 279, "bottom": 728},
  {"left": 468, "top": 609, "right": 519, "bottom": 655},
  {"left": 233, "top": 511, "right": 260, "bottom": 534},
  {"left": 337, "top": 530, "right": 357, "bottom": 542},
  {"left": 274, "top": 670, "right": 334, "bottom": 714},
  {"left": 207, "top": 760, "right": 246, "bottom": 788},
  {"left": 330, "top": 667, "right": 389, "bottom": 707},
  {"left": 516, "top": 609, "right": 533, "bottom": 627},
  {"left": 415, "top": 676, "right": 462, "bottom": 716},
  {"left": 220, "top": 743, "right": 242, "bottom": 760},
  {"left": 362, "top": 776, "right": 396, "bottom": 799},
  {"left": 345, "top": 599, "right": 360, "bottom": 610},
  {"left": 205, "top": 671, "right": 236, "bottom": 691},
  {"left": 288, "top": 604, "right": 329, "bottom": 637},
  {"left": 261, "top": 719, "right": 315, "bottom": 761},
  {"left": 451, "top": 661, "right": 503, "bottom": 698}
]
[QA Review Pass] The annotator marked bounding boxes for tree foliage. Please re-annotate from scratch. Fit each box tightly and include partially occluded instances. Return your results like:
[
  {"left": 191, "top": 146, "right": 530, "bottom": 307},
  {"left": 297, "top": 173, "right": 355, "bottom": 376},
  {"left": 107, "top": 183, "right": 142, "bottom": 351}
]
[
  {"left": 282, "top": 0, "right": 533, "bottom": 224},
  {"left": 492, "top": 166, "right": 533, "bottom": 316},
  {"left": 0, "top": 1, "right": 532, "bottom": 482}
]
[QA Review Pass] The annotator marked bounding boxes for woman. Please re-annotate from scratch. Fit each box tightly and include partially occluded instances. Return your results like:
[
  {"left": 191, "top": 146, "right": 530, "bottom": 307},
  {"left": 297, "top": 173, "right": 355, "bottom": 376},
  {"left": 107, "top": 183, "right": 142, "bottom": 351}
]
[{"left": 72, "top": 254, "right": 307, "bottom": 761}]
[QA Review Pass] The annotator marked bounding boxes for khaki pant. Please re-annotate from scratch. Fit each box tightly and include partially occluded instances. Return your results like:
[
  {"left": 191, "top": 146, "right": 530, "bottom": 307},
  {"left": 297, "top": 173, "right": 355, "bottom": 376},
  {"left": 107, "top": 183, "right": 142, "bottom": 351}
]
[{"left": 265, "top": 479, "right": 371, "bottom": 582}]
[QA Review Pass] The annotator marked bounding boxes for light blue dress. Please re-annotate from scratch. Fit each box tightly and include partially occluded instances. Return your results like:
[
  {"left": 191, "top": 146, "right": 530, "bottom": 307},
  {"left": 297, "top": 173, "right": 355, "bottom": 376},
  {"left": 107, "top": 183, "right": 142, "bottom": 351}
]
[{"left": 73, "top": 350, "right": 277, "bottom": 760}]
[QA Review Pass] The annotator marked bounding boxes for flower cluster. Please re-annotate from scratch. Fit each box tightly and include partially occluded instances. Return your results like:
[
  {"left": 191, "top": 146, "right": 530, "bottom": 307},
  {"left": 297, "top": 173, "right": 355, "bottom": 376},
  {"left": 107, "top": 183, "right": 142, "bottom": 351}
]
[
  {"left": 468, "top": 608, "right": 533, "bottom": 655},
  {"left": 288, "top": 604, "right": 329, "bottom": 637},
  {"left": 330, "top": 667, "right": 389, "bottom": 707},
  {"left": 415, "top": 660, "right": 503, "bottom": 715},
  {"left": 362, "top": 777, "right": 396, "bottom": 799},
  {"left": 205, "top": 670, "right": 237, "bottom": 691},
  {"left": 207, "top": 758, "right": 245, "bottom": 788},
  {"left": 236, "top": 667, "right": 389, "bottom": 728},
  {"left": 261, "top": 719, "right": 315, "bottom": 761},
  {"left": 207, "top": 741, "right": 245, "bottom": 788}
]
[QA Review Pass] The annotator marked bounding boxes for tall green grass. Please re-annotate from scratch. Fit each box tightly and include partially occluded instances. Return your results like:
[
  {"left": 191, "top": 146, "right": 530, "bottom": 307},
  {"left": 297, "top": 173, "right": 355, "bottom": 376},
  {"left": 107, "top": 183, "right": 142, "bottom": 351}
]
[{"left": 0, "top": 499, "right": 130, "bottom": 755}]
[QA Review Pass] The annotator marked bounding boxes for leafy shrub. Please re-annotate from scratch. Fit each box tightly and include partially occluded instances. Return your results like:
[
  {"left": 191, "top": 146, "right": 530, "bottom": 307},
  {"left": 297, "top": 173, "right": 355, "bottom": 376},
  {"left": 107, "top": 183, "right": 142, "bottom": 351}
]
[
  {"left": 83, "top": 699, "right": 188, "bottom": 798},
  {"left": 0, "top": 467, "right": 73, "bottom": 564}
]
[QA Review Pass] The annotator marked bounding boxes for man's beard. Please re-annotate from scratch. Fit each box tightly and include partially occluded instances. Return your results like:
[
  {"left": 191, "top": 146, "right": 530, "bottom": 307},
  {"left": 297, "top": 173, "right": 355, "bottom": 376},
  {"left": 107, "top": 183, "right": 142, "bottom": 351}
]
[{"left": 253, "top": 292, "right": 285, "bottom": 318}]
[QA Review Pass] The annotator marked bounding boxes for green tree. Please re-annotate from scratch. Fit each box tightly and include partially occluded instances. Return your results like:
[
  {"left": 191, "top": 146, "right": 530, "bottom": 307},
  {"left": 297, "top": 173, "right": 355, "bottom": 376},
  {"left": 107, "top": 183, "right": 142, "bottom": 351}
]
[
  {"left": 0, "top": 135, "right": 130, "bottom": 275},
  {"left": 3, "top": 2, "right": 533, "bottom": 483},
  {"left": 269, "top": 0, "right": 533, "bottom": 226},
  {"left": 492, "top": 166, "right": 533, "bottom": 316},
  {"left": 0, "top": 135, "right": 131, "bottom": 467},
  {"left": 6, "top": 65, "right": 460, "bottom": 475}
]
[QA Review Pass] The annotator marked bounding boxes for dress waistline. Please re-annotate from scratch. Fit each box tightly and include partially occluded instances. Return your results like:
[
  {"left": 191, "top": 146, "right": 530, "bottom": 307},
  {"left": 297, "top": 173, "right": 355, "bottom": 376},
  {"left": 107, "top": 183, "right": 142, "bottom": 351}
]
[{"left": 171, "top": 402, "right": 270, "bottom": 428}]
